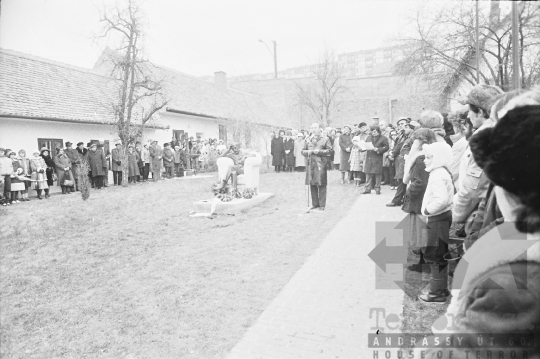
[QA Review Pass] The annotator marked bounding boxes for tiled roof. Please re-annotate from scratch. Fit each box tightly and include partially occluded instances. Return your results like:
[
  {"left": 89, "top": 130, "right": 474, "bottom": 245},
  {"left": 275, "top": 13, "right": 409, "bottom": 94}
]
[
  {"left": 93, "top": 47, "right": 283, "bottom": 127},
  {"left": 0, "top": 48, "right": 284, "bottom": 128},
  {"left": 0, "top": 49, "right": 117, "bottom": 124},
  {"left": 159, "top": 65, "right": 279, "bottom": 126}
]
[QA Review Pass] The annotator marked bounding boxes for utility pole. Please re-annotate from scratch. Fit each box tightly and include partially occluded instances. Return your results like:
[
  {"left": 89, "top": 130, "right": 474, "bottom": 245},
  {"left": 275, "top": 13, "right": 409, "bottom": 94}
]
[
  {"left": 475, "top": 1, "right": 480, "bottom": 84},
  {"left": 511, "top": 1, "right": 521, "bottom": 89},
  {"left": 259, "top": 39, "right": 278, "bottom": 79},
  {"left": 272, "top": 40, "right": 277, "bottom": 79}
]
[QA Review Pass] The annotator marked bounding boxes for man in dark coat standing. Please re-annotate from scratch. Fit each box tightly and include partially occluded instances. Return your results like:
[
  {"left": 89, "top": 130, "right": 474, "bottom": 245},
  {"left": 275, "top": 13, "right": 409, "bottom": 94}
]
[
  {"left": 283, "top": 131, "right": 295, "bottom": 172},
  {"left": 387, "top": 118, "right": 415, "bottom": 206},
  {"left": 363, "top": 125, "right": 389, "bottom": 195},
  {"left": 302, "top": 123, "right": 333, "bottom": 212},
  {"left": 64, "top": 141, "right": 81, "bottom": 191},
  {"left": 271, "top": 130, "right": 285, "bottom": 172},
  {"left": 87, "top": 143, "right": 107, "bottom": 189}
]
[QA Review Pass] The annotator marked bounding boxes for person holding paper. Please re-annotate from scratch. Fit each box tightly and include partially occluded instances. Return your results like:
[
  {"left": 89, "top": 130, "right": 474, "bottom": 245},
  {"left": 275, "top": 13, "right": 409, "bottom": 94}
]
[{"left": 363, "top": 125, "right": 389, "bottom": 195}]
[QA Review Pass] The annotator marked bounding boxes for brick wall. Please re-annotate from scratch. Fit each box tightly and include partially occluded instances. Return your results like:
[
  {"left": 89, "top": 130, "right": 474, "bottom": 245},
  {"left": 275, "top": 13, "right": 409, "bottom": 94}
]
[{"left": 230, "top": 75, "right": 448, "bottom": 130}]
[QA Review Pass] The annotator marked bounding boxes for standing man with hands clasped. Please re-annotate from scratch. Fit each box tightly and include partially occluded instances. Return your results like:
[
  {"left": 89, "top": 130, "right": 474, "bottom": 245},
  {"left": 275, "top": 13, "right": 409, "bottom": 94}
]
[{"left": 302, "top": 123, "right": 333, "bottom": 212}]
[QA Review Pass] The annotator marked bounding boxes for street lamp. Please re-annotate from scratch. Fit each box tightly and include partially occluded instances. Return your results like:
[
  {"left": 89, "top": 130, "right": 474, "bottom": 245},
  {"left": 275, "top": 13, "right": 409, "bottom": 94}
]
[{"left": 259, "top": 39, "right": 277, "bottom": 78}]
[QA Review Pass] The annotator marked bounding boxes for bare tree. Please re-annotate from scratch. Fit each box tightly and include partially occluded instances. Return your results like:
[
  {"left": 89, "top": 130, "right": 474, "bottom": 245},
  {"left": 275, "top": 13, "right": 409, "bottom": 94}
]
[
  {"left": 394, "top": 1, "right": 540, "bottom": 93},
  {"left": 99, "top": 0, "right": 169, "bottom": 187},
  {"left": 294, "top": 49, "right": 348, "bottom": 127}
]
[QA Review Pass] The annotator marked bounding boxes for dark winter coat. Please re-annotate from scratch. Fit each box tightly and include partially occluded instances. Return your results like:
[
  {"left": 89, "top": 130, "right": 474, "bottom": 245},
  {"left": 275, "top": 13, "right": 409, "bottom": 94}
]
[
  {"left": 87, "top": 149, "right": 107, "bottom": 177},
  {"left": 40, "top": 153, "right": 55, "bottom": 186},
  {"left": 149, "top": 144, "right": 163, "bottom": 171},
  {"left": 464, "top": 183, "right": 503, "bottom": 250},
  {"left": 174, "top": 149, "right": 187, "bottom": 166},
  {"left": 363, "top": 134, "right": 389, "bottom": 174},
  {"left": 302, "top": 135, "right": 333, "bottom": 186},
  {"left": 394, "top": 135, "right": 413, "bottom": 180},
  {"left": 162, "top": 147, "right": 174, "bottom": 168},
  {"left": 402, "top": 156, "right": 429, "bottom": 214},
  {"left": 65, "top": 148, "right": 81, "bottom": 179},
  {"left": 53, "top": 154, "right": 74, "bottom": 186},
  {"left": 111, "top": 148, "right": 122, "bottom": 171},
  {"left": 127, "top": 151, "right": 140, "bottom": 177},
  {"left": 271, "top": 137, "right": 285, "bottom": 166},
  {"left": 76, "top": 147, "right": 88, "bottom": 161},
  {"left": 339, "top": 133, "right": 353, "bottom": 171},
  {"left": 283, "top": 138, "right": 295, "bottom": 167}
]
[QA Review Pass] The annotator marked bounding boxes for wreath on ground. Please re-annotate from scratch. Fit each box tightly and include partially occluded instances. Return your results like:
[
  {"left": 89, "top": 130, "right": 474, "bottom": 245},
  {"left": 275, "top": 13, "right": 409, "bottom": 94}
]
[{"left": 211, "top": 182, "right": 255, "bottom": 202}]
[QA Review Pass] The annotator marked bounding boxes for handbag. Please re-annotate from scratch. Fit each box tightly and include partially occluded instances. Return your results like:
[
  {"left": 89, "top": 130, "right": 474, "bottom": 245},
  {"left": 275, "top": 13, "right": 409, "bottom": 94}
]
[{"left": 63, "top": 171, "right": 74, "bottom": 187}]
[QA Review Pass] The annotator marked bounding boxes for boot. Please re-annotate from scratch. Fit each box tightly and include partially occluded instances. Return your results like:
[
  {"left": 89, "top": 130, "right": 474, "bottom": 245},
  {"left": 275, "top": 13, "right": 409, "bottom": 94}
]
[
  {"left": 61, "top": 186, "right": 67, "bottom": 194},
  {"left": 67, "top": 187, "right": 73, "bottom": 194},
  {"left": 341, "top": 172, "right": 345, "bottom": 184},
  {"left": 37, "top": 189, "right": 43, "bottom": 200},
  {"left": 418, "top": 264, "right": 449, "bottom": 303},
  {"left": 375, "top": 188, "right": 381, "bottom": 195},
  {"left": 44, "top": 189, "right": 50, "bottom": 198}
]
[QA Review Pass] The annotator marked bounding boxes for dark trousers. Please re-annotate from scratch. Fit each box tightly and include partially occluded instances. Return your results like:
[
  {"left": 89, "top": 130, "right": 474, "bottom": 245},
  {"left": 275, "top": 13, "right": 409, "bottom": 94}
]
[
  {"left": 113, "top": 170, "right": 122, "bottom": 185},
  {"left": 93, "top": 175, "right": 104, "bottom": 189},
  {"left": 310, "top": 185, "right": 327, "bottom": 208},
  {"left": 143, "top": 164, "right": 150, "bottom": 180},
  {"left": 164, "top": 166, "right": 173, "bottom": 178},
  {"left": 388, "top": 164, "right": 396, "bottom": 186},
  {"left": 423, "top": 211, "right": 452, "bottom": 265},
  {"left": 391, "top": 180, "right": 406, "bottom": 205},
  {"left": 365, "top": 173, "right": 382, "bottom": 192},
  {"left": 137, "top": 166, "right": 144, "bottom": 181},
  {"left": 358, "top": 171, "right": 366, "bottom": 183},
  {"left": 382, "top": 167, "right": 390, "bottom": 184}
]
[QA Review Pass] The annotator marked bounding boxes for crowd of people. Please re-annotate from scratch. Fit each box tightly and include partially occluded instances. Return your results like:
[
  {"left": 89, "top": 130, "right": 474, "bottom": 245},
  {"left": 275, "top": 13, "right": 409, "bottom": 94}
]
[
  {"left": 0, "top": 136, "right": 228, "bottom": 205},
  {"left": 293, "top": 84, "right": 540, "bottom": 356}
]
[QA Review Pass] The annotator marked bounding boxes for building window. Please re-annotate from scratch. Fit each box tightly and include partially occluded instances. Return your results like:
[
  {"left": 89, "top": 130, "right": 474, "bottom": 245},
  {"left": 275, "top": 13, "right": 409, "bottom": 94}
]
[
  {"left": 38, "top": 138, "right": 63, "bottom": 153},
  {"left": 219, "top": 125, "right": 227, "bottom": 141}
]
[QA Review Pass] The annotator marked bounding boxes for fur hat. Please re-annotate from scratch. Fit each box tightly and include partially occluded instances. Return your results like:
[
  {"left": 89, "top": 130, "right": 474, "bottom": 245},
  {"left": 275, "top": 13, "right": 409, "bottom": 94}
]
[
  {"left": 77, "top": 142, "right": 84, "bottom": 147},
  {"left": 419, "top": 110, "right": 444, "bottom": 129},
  {"left": 358, "top": 122, "right": 367, "bottom": 128},
  {"left": 459, "top": 85, "right": 504, "bottom": 113},
  {"left": 470, "top": 104, "right": 540, "bottom": 233},
  {"left": 40, "top": 147, "right": 50, "bottom": 155}
]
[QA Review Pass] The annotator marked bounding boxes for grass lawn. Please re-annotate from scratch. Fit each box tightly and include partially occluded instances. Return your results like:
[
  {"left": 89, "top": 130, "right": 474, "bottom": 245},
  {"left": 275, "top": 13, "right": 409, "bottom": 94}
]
[{"left": 1, "top": 170, "right": 358, "bottom": 359}]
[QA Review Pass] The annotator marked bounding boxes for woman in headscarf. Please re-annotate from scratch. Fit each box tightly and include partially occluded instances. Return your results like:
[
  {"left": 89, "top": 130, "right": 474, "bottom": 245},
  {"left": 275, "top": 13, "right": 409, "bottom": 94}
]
[
  {"left": 127, "top": 144, "right": 141, "bottom": 183},
  {"left": 411, "top": 90, "right": 540, "bottom": 359},
  {"left": 54, "top": 147, "right": 74, "bottom": 194},
  {"left": 40, "top": 148, "right": 55, "bottom": 188}
]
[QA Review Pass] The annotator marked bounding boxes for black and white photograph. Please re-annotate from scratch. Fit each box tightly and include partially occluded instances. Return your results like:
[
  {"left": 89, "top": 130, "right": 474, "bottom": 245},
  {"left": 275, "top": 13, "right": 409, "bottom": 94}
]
[{"left": 0, "top": 0, "right": 539, "bottom": 358}]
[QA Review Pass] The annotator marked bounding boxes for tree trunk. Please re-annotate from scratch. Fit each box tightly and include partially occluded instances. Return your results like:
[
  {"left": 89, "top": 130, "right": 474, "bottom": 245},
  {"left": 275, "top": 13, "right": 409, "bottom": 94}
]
[{"left": 122, "top": 145, "right": 129, "bottom": 188}]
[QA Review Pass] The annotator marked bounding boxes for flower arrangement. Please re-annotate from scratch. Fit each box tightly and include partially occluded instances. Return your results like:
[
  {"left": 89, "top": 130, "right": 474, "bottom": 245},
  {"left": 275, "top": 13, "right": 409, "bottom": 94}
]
[{"left": 211, "top": 182, "right": 256, "bottom": 202}]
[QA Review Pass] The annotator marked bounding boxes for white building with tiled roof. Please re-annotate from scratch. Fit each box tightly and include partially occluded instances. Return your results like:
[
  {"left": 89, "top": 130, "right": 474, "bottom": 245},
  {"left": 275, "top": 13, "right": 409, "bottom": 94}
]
[{"left": 0, "top": 48, "right": 285, "bottom": 156}]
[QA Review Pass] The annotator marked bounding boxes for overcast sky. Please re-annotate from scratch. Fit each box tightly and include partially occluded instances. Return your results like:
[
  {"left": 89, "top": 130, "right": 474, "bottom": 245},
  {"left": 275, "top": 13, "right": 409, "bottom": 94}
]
[{"left": 1, "top": 0, "right": 430, "bottom": 77}]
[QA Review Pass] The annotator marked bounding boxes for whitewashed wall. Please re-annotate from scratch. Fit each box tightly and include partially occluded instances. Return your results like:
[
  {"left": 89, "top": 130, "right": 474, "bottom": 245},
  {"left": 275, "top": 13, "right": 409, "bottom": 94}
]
[
  {"left": 0, "top": 117, "right": 161, "bottom": 155},
  {"left": 157, "top": 112, "right": 220, "bottom": 143}
]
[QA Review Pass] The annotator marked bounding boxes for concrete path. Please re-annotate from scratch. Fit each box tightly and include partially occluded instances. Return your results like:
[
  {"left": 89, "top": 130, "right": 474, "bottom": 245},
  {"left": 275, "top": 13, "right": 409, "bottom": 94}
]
[{"left": 225, "top": 189, "right": 407, "bottom": 359}]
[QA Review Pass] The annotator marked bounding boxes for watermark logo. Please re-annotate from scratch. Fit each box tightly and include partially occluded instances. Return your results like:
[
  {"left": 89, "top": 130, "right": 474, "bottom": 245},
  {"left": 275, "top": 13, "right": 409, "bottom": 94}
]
[{"left": 367, "top": 219, "right": 538, "bottom": 297}]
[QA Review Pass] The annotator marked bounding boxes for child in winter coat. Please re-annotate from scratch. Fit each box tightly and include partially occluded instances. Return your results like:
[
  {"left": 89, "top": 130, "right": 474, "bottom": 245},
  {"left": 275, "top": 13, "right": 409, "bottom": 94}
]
[
  {"left": 419, "top": 142, "right": 454, "bottom": 303},
  {"left": 348, "top": 136, "right": 364, "bottom": 187}
]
